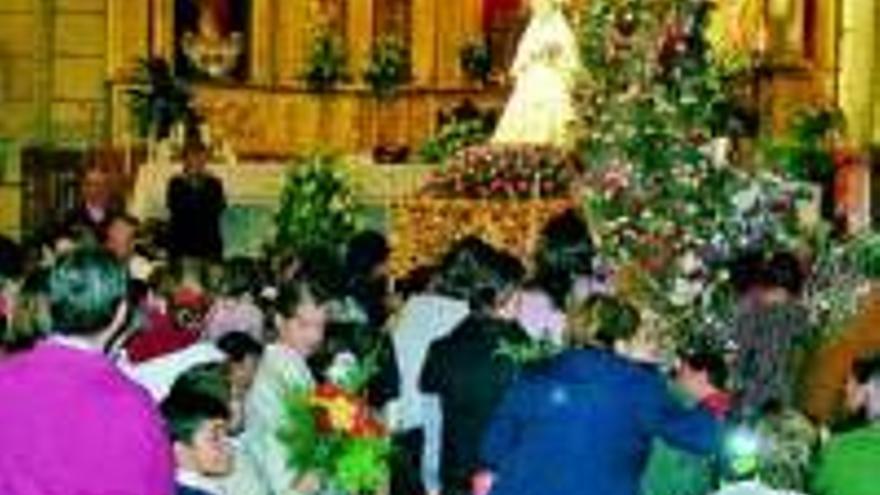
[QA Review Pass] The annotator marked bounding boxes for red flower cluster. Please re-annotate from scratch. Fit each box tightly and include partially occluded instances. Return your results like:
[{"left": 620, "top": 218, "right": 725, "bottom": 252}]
[
  {"left": 424, "top": 144, "right": 582, "bottom": 199},
  {"left": 309, "top": 383, "right": 386, "bottom": 438}
]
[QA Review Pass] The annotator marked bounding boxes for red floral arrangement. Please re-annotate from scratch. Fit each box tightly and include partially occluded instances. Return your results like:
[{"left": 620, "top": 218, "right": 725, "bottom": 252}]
[
  {"left": 280, "top": 371, "right": 391, "bottom": 494},
  {"left": 307, "top": 383, "right": 387, "bottom": 438},
  {"left": 423, "top": 144, "right": 583, "bottom": 199}
]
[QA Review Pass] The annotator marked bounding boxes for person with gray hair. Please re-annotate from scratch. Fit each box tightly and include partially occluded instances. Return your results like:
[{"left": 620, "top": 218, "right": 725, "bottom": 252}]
[{"left": 811, "top": 354, "right": 880, "bottom": 495}]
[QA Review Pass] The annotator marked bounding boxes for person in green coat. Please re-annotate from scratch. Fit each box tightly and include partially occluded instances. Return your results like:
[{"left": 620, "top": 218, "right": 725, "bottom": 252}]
[
  {"left": 812, "top": 354, "right": 880, "bottom": 495},
  {"left": 641, "top": 350, "right": 732, "bottom": 495}
]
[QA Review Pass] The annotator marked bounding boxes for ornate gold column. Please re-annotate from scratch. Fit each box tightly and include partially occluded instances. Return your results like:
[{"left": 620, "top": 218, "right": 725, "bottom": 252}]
[
  {"left": 411, "top": 0, "right": 438, "bottom": 86},
  {"left": 276, "top": 0, "right": 312, "bottom": 84},
  {"left": 250, "top": 0, "right": 273, "bottom": 85},
  {"left": 347, "top": 0, "right": 374, "bottom": 79},
  {"left": 839, "top": 0, "right": 875, "bottom": 144},
  {"left": 107, "top": 0, "right": 149, "bottom": 79},
  {"left": 767, "top": 0, "right": 805, "bottom": 62},
  {"left": 154, "top": 0, "right": 176, "bottom": 61}
]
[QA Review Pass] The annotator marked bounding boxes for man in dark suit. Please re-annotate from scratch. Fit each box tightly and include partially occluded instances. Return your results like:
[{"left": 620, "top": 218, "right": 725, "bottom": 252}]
[
  {"left": 167, "top": 136, "right": 226, "bottom": 261},
  {"left": 420, "top": 243, "right": 530, "bottom": 495}
]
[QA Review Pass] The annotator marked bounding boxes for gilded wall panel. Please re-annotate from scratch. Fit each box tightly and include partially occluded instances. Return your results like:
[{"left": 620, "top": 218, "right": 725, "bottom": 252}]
[
  {"left": 56, "top": 0, "right": 106, "bottom": 13},
  {"left": 1, "top": 58, "right": 35, "bottom": 101},
  {"left": 107, "top": 0, "right": 148, "bottom": 79},
  {"left": 55, "top": 13, "right": 107, "bottom": 57},
  {"left": 52, "top": 58, "right": 105, "bottom": 100},
  {"left": 0, "top": 0, "right": 33, "bottom": 13},
  {"left": 0, "top": 14, "right": 36, "bottom": 56},
  {"left": 0, "top": 102, "right": 35, "bottom": 137}
]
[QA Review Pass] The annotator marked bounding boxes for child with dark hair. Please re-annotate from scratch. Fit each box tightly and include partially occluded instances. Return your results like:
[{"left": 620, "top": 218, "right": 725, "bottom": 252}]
[
  {"left": 162, "top": 366, "right": 234, "bottom": 495},
  {"left": 343, "top": 230, "right": 392, "bottom": 329},
  {"left": 641, "top": 348, "right": 732, "bottom": 495},
  {"left": 217, "top": 331, "right": 264, "bottom": 433},
  {"left": 230, "top": 276, "right": 330, "bottom": 495},
  {"left": 517, "top": 208, "right": 595, "bottom": 344},
  {"left": 812, "top": 354, "right": 880, "bottom": 495},
  {"left": 204, "top": 257, "right": 265, "bottom": 341},
  {"left": 167, "top": 136, "right": 226, "bottom": 261}
]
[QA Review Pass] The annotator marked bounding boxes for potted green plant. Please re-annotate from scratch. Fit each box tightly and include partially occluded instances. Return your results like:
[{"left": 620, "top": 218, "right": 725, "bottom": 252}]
[
  {"left": 459, "top": 38, "right": 493, "bottom": 86},
  {"left": 765, "top": 106, "right": 845, "bottom": 220},
  {"left": 303, "top": 26, "right": 350, "bottom": 92},
  {"left": 276, "top": 153, "right": 363, "bottom": 255},
  {"left": 364, "top": 35, "right": 412, "bottom": 163},
  {"left": 127, "top": 57, "right": 196, "bottom": 141},
  {"left": 363, "top": 35, "right": 411, "bottom": 99}
]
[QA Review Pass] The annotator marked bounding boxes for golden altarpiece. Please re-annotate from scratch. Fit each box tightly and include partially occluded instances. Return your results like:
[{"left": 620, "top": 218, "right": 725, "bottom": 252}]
[{"left": 106, "top": 0, "right": 509, "bottom": 158}]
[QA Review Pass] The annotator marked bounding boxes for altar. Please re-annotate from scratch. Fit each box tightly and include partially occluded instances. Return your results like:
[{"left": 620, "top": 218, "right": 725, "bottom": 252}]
[{"left": 130, "top": 158, "right": 434, "bottom": 256}]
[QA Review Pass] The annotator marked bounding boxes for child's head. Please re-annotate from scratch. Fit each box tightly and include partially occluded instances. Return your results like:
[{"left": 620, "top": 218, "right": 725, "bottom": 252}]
[
  {"left": 677, "top": 350, "right": 729, "bottom": 393},
  {"left": 345, "top": 230, "right": 390, "bottom": 281},
  {"left": 275, "top": 277, "right": 330, "bottom": 357},
  {"left": 161, "top": 385, "right": 232, "bottom": 478},
  {"left": 220, "top": 257, "right": 259, "bottom": 298},
  {"left": 847, "top": 354, "right": 880, "bottom": 420},
  {"left": 566, "top": 295, "right": 640, "bottom": 349},
  {"left": 217, "top": 331, "right": 264, "bottom": 398},
  {"left": 532, "top": 209, "right": 594, "bottom": 309},
  {"left": 103, "top": 213, "right": 140, "bottom": 261},
  {"left": 162, "top": 363, "right": 232, "bottom": 476}
]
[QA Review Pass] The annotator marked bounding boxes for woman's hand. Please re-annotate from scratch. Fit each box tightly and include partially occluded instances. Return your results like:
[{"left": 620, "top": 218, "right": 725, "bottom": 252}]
[
  {"left": 293, "top": 470, "right": 323, "bottom": 495},
  {"left": 472, "top": 470, "right": 495, "bottom": 495}
]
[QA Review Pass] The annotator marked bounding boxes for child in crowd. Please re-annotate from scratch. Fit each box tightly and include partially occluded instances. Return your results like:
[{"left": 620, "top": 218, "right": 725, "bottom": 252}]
[
  {"left": 516, "top": 209, "right": 595, "bottom": 344},
  {"left": 642, "top": 349, "right": 732, "bottom": 495},
  {"left": 204, "top": 258, "right": 264, "bottom": 342},
  {"left": 812, "top": 354, "right": 880, "bottom": 495},
  {"left": 216, "top": 331, "right": 264, "bottom": 433},
  {"left": 126, "top": 285, "right": 211, "bottom": 363},
  {"left": 162, "top": 366, "right": 234, "bottom": 495},
  {"left": 230, "top": 276, "right": 330, "bottom": 495}
]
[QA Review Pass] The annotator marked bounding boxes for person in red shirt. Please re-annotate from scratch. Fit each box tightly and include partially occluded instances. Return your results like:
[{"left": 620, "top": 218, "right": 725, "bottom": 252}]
[{"left": 126, "top": 286, "right": 211, "bottom": 363}]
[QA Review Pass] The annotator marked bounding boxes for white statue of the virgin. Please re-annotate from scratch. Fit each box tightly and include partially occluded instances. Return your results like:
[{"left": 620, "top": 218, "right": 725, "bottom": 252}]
[{"left": 492, "top": 0, "right": 580, "bottom": 148}]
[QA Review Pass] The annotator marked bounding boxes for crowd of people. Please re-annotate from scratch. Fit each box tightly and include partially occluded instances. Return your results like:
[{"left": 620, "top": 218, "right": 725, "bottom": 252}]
[{"left": 1, "top": 161, "right": 880, "bottom": 495}]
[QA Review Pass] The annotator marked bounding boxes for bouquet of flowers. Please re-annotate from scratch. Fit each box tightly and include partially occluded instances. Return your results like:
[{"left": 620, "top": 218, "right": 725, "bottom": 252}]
[{"left": 279, "top": 354, "right": 392, "bottom": 494}]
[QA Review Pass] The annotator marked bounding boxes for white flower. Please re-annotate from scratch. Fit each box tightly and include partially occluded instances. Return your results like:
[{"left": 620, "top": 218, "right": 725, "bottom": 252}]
[
  {"left": 670, "top": 277, "right": 703, "bottom": 307},
  {"left": 711, "top": 481, "right": 805, "bottom": 495},
  {"left": 733, "top": 186, "right": 761, "bottom": 213},
  {"left": 678, "top": 251, "right": 702, "bottom": 275},
  {"left": 326, "top": 351, "right": 359, "bottom": 386}
]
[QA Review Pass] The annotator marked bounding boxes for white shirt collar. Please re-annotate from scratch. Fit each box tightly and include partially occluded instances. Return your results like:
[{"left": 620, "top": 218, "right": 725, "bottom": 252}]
[
  {"left": 177, "top": 469, "right": 223, "bottom": 494},
  {"left": 49, "top": 335, "right": 102, "bottom": 354}
]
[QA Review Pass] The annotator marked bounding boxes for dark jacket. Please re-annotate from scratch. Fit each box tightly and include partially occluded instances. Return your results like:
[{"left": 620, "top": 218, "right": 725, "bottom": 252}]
[
  {"left": 480, "top": 349, "right": 721, "bottom": 495},
  {"left": 176, "top": 483, "right": 215, "bottom": 495},
  {"left": 420, "top": 315, "right": 530, "bottom": 492},
  {"left": 167, "top": 172, "right": 226, "bottom": 260}
]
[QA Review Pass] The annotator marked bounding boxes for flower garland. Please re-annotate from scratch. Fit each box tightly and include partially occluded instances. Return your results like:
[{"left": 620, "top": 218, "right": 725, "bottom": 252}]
[{"left": 423, "top": 144, "right": 582, "bottom": 200}]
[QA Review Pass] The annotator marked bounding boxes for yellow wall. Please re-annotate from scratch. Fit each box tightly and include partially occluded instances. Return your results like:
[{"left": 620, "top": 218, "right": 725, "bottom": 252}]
[{"left": 0, "top": 0, "right": 111, "bottom": 237}]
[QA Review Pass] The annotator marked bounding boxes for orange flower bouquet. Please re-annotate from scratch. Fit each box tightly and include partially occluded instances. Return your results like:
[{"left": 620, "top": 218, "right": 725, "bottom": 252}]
[{"left": 279, "top": 381, "right": 391, "bottom": 494}]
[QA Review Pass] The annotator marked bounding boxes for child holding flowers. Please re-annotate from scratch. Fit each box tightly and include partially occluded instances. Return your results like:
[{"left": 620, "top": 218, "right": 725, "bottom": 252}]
[{"left": 231, "top": 276, "right": 330, "bottom": 495}]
